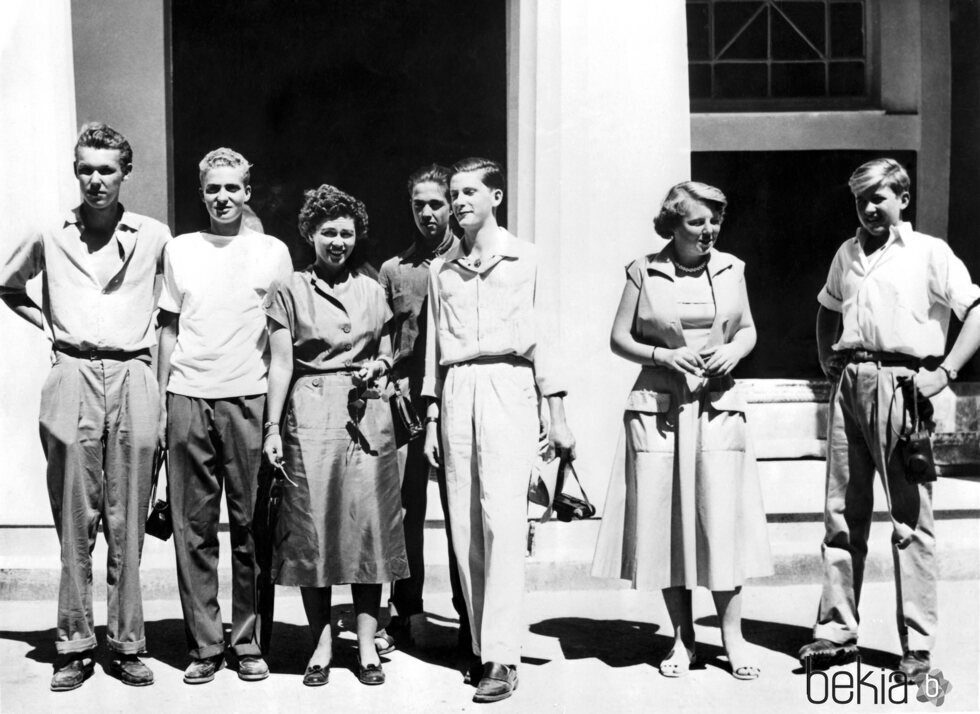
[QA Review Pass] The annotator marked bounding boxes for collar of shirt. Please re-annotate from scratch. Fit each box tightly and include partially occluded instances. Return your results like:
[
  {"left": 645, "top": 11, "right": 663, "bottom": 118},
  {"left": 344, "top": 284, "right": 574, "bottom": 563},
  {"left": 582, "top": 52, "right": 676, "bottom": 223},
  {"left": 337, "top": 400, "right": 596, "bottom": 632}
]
[
  {"left": 306, "top": 264, "right": 364, "bottom": 313},
  {"left": 64, "top": 205, "right": 145, "bottom": 263},
  {"left": 402, "top": 231, "right": 458, "bottom": 265},
  {"left": 645, "top": 244, "right": 736, "bottom": 280},
  {"left": 851, "top": 220, "right": 912, "bottom": 249},
  {"left": 442, "top": 227, "right": 519, "bottom": 273}
]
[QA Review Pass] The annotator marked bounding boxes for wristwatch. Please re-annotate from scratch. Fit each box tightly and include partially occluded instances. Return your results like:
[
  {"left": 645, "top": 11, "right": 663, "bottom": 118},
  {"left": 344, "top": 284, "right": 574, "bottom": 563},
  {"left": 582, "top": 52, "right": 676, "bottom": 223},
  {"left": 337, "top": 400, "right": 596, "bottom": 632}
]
[{"left": 939, "top": 363, "right": 958, "bottom": 382}]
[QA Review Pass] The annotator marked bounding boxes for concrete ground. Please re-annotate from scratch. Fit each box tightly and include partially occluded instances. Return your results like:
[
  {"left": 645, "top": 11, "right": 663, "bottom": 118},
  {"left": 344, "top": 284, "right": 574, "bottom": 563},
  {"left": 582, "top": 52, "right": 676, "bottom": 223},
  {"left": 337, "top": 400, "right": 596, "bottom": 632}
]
[{"left": 0, "top": 580, "right": 977, "bottom": 714}]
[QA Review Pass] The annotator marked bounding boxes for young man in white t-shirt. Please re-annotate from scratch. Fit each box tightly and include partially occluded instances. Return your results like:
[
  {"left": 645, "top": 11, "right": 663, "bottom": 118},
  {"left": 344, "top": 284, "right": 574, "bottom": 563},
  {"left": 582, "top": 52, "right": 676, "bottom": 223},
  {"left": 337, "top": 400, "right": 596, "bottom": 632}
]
[{"left": 157, "top": 148, "right": 292, "bottom": 685}]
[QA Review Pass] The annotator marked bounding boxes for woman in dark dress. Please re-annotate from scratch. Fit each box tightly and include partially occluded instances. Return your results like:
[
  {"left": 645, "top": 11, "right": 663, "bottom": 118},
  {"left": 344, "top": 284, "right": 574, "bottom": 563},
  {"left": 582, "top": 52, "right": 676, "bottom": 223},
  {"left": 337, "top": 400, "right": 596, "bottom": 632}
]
[{"left": 263, "top": 184, "right": 408, "bottom": 687}]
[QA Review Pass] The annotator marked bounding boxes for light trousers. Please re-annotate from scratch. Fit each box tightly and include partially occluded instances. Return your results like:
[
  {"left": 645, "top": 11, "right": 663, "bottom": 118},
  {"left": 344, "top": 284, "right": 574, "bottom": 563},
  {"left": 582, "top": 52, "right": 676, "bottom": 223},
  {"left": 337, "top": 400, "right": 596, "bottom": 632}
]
[
  {"left": 814, "top": 362, "right": 937, "bottom": 652},
  {"left": 40, "top": 354, "right": 158, "bottom": 655},
  {"left": 441, "top": 360, "right": 539, "bottom": 665}
]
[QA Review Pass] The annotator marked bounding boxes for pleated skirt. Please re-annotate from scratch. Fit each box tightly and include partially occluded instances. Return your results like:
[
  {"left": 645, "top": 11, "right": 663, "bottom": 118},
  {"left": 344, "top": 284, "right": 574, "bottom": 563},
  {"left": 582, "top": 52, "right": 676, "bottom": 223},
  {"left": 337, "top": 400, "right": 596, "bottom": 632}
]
[{"left": 593, "top": 376, "right": 773, "bottom": 591}]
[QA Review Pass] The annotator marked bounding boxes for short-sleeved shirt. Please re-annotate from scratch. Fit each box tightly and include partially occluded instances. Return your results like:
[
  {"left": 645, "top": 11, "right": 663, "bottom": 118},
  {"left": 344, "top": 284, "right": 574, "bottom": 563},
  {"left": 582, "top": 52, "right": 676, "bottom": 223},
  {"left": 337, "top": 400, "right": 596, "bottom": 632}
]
[
  {"left": 378, "top": 233, "right": 457, "bottom": 376},
  {"left": 159, "top": 228, "right": 292, "bottom": 398},
  {"left": 817, "top": 222, "right": 980, "bottom": 357},
  {"left": 0, "top": 207, "right": 171, "bottom": 351},
  {"left": 264, "top": 266, "right": 393, "bottom": 375},
  {"left": 422, "top": 228, "right": 564, "bottom": 399}
]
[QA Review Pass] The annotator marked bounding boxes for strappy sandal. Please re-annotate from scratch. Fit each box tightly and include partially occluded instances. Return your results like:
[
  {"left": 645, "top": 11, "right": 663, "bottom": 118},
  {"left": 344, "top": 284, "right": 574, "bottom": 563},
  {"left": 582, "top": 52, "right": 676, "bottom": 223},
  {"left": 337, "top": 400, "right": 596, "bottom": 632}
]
[
  {"left": 659, "top": 648, "right": 697, "bottom": 678},
  {"left": 731, "top": 663, "right": 761, "bottom": 680}
]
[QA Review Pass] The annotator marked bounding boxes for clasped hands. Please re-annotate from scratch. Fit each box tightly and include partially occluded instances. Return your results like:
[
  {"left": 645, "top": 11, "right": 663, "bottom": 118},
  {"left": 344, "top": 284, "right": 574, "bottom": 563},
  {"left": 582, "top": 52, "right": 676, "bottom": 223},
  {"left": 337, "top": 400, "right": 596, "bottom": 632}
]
[{"left": 659, "top": 344, "right": 742, "bottom": 377}]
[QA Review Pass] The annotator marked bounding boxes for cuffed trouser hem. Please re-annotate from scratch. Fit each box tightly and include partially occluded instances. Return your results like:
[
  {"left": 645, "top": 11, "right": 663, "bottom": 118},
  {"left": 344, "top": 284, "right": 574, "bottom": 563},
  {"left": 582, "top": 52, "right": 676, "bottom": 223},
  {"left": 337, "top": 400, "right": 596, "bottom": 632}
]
[
  {"left": 190, "top": 643, "right": 226, "bottom": 660},
  {"left": 107, "top": 636, "right": 147, "bottom": 655},
  {"left": 811, "top": 625, "right": 858, "bottom": 646},
  {"left": 55, "top": 635, "right": 98, "bottom": 655},
  {"left": 232, "top": 644, "right": 263, "bottom": 657}
]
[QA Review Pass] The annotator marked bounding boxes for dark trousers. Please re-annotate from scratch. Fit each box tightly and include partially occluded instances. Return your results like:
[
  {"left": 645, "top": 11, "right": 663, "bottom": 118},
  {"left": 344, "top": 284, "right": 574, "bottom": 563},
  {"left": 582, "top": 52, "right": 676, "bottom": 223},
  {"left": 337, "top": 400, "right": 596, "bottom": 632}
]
[
  {"left": 168, "top": 393, "right": 264, "bottom": 659},
  {"left": 390, "top": 378, "right": 469, "bottom": 640},
  {"left": 40, "top": 354, "right": 158, "bottom": 654}
]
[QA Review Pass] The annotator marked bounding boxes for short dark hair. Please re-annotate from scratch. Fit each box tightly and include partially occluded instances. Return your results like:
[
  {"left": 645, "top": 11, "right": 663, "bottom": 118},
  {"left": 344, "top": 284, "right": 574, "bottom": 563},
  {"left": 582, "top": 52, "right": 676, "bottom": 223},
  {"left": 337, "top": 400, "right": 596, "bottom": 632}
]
[
  {"left": 298, "top": 184, "right": 371, "bottom": 270},
  {"left": 450, "top": 157, "right": 505, "bottom": 192},
  {"left": 653, "top": 181, "right": 728, "bottom": 239},
  {"left": 75, "top": 122, "right": 133, "bottom": 170},
  {"left": 406, "top": 164, "right": 451, "bottom": 197}
]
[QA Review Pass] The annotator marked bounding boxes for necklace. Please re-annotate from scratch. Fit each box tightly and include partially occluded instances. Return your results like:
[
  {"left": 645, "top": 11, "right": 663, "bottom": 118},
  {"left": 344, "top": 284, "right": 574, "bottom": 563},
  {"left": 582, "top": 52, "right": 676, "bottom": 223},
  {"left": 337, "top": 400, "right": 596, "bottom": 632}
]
[{"left": 672, "top": 258, "right": 708, "bottom": 274}]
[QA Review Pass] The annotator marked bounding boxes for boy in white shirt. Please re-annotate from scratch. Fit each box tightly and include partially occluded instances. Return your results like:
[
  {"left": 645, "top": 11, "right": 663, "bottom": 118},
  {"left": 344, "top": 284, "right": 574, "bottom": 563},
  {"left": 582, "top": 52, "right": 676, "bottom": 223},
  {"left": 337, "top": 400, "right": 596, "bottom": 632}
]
[
  {"left": 801, "top": 158, "right": 980, "bottom": 679},
  {"left": 157, "top": 148, "right": 292, "bottom": 684}
]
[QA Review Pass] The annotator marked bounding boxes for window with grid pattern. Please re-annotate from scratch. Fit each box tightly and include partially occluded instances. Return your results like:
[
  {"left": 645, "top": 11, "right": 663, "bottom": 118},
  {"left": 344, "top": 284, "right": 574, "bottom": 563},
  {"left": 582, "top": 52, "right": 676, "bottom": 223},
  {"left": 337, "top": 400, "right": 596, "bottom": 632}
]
[{"left": 687, "top": 0, "right": 871, "bottom": 109}]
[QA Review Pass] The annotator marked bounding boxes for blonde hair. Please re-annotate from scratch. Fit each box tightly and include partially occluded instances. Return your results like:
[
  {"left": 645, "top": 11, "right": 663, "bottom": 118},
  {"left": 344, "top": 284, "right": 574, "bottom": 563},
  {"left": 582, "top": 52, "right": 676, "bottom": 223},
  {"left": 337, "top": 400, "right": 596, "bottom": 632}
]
[
  {"left": 653, "top": 181, "right": 727, "bottom": 239},
  {"left": 198, "top": 147, "right": 251, "bottom": 185},
  {"left": 848, "top": 158, "right": 910, "bottom": 196}
]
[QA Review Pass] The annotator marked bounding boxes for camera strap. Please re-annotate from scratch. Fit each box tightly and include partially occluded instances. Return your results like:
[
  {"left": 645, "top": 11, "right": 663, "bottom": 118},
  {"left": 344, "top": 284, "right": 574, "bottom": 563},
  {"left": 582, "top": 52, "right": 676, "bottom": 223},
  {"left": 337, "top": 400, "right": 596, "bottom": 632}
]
[
  {"left": 876, "top": 371, "right": 915, "bottom": 548},
  {"left": 556, "top": 456, "right": 593, "bottom": 511}
]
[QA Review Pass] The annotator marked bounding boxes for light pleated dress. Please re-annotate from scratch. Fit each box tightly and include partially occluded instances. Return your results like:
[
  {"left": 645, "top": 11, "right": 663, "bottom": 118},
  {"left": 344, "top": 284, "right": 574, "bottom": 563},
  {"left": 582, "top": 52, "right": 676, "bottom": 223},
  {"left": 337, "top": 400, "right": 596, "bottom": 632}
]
[
  {"left": 593, "top": 264, "right": 773, "bottom": 591},
  {"left": 264, "top": 267, "right": 409, "bottom": 587}
]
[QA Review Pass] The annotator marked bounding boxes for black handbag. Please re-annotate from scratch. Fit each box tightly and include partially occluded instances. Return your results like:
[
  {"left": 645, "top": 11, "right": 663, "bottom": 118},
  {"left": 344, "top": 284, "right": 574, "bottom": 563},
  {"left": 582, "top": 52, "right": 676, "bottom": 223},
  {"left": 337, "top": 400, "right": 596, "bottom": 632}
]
[
  {"left": 145, "top": 449, "right": 173, "bottom": 541},
  {"left": 390, "top": 380, "right": 424, "bottom": 447}
]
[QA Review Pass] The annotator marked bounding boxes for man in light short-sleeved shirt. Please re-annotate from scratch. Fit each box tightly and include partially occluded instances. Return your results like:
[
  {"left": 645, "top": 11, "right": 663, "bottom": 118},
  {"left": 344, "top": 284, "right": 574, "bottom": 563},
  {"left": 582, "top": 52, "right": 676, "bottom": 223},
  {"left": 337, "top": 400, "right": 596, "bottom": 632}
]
[
  {"left": 801, "top": 158, "right": 980, "bottom": 679},
  {"left": 157, "top": 148, "right": 291, "bottom": 685},
  {"left": 0, "top": 123, "right": 168, "bottom": 691}
]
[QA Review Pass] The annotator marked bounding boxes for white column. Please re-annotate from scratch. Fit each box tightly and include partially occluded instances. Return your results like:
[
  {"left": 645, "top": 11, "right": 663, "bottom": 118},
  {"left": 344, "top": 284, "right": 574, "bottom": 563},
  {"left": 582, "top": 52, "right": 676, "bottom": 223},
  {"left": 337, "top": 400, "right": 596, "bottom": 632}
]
[
  {"left": 0, "top": 0, "right": 78, "bottom": 525},
  {"left": 508, "top": 0, "right": 692, "bottom": 510}
]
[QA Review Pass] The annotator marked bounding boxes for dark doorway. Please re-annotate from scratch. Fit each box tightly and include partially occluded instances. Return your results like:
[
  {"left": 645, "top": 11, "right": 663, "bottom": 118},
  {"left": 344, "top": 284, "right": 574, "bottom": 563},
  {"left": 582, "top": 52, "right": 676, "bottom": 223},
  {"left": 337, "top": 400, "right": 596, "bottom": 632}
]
[
  {"left": 171, "top": 0, "right": 507, "bottom": 267},
  {"left": 692, "top": 150, "right": 917, "bottom": 379}
]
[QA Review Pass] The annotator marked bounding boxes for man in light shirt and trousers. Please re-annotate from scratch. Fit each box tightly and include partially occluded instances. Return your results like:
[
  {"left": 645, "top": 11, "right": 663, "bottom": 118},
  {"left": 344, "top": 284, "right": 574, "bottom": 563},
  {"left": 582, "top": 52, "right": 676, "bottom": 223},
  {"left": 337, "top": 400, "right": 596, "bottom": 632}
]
[
  {"left": 0, "top": 123, "right": 169, "bottom": 691},
  {"left": 800, "top": 158, "right": 980, "bottom": 679}
]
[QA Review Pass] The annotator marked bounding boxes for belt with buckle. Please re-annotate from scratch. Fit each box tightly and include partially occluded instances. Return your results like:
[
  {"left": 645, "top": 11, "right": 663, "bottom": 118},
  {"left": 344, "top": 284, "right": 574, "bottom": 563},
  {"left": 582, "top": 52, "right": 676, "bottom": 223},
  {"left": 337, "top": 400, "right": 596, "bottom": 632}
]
[
  {"left": 56, "top": 346, "right": 151, "bottom": 362},
  {"left": 846, "top": 350, "right": 939, "bottom": 370}
]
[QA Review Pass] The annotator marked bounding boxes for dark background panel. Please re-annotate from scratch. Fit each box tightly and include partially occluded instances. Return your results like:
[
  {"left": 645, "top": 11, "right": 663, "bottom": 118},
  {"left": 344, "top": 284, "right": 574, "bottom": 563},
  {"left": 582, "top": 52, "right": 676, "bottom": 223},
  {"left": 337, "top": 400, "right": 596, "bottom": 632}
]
[
  {"left": 948, "top": 0, "right": 980, "bottom": 379},
  {"left": 171, "top": 0, "right": 507, "bottom": 268},
  {"left": 691, "top": 150, "right": 917, "bottom": 379}
]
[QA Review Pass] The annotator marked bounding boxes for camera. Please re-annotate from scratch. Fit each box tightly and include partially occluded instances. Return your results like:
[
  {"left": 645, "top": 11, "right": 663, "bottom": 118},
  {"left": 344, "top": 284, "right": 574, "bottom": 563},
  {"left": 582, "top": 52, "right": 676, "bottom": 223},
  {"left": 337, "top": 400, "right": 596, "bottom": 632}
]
[
  {"left": 897, "top": 376, "right": 937, "bottom": 484},
  {"left": 552, "top": 493, "right": 596, "bottom": 522},
  {"left": 900, "top": 429, "right": 937, "bottom": 484}
]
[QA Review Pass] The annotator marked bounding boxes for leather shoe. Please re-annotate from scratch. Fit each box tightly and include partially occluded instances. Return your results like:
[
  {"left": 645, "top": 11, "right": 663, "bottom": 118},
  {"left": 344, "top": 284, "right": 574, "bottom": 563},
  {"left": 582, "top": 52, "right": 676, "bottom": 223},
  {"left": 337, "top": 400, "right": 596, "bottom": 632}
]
[
  {"left": 798, "top": 639, "right": 858, "bottom": 670},
  {"left": 183, "top": 655, "right": 225, "bottom": 684},
  {"left": 237, "top": 655, "right": 270, "bottom": 681},
  {"left": 473, "top": 662, "right": 518, "bottom": 703},
  {"left": 303, "top": 663, "right": 330, "bottom": 687},
  {"left": 358, "top": 662, "right": 386, "bottom": 685},
  {"left": 110, "top": 654, "right": 154, "bottom": 686},
  {"left": 51, "top": 652, "right": 95, "bottom": 692},
  {"left": 899, "top": 650, "right": 931, "bottom": 680}
]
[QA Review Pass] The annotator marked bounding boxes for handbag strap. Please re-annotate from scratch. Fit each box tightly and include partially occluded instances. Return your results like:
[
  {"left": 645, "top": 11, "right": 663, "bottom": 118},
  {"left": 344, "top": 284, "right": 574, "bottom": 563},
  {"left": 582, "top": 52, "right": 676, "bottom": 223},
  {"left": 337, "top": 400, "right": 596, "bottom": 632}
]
[
  {"left": 148, "top": 448, "right": 169, "bottom": 505},
  {"left": 557, "top": 456, "right": 592, "bottom": 508}
]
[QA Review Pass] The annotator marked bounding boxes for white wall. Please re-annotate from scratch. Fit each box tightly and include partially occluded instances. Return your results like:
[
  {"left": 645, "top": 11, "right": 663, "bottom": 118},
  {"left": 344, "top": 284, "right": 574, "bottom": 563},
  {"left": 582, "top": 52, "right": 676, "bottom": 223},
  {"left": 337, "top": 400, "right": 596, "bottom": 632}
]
[
  {"left": 508, "top": 0, "right": 692, "bottom": 511},
  {"left": 0, "top": 0, "right": 78, "bottom": 524}
]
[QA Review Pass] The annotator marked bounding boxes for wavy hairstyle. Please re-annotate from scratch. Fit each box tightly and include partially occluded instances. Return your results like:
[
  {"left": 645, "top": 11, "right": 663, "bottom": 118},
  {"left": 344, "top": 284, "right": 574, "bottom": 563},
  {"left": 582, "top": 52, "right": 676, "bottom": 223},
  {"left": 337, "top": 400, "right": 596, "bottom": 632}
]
[
  {"left": 75, "top": 122, "right": 133, "bottom": 171},
  {"left": 298, "top": 184, "right": 371, "bottom": 270},
  {"left": 198, "top": 147, "right": 251, "bottom": 185},
  {"left": 449, "top": 157, "right": 505, "bottom": 192},
  {"left": 653, "top": 181, "right": 728, "bottom": 239}
]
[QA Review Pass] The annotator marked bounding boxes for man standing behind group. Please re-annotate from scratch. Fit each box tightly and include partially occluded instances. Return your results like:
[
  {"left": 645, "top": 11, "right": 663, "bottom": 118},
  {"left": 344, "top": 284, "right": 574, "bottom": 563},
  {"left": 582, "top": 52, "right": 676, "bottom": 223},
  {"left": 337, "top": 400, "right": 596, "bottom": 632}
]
[
  {"left": 0, "top": 123, "right": 169, "bottom": 691},
  {"left": 376, "top": 165, "right": 470, "bottom": 656},
  {"left": 157, "top": 148, "right": 292, "bottom": 684}
]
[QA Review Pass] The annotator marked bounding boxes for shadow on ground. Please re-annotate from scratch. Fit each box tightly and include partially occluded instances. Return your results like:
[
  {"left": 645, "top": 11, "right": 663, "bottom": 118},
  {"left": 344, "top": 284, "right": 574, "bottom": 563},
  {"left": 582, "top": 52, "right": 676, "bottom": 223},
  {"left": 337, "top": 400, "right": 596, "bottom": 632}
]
[{"left": 530, "top": 615, "right": 901, "bottom": 675}]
